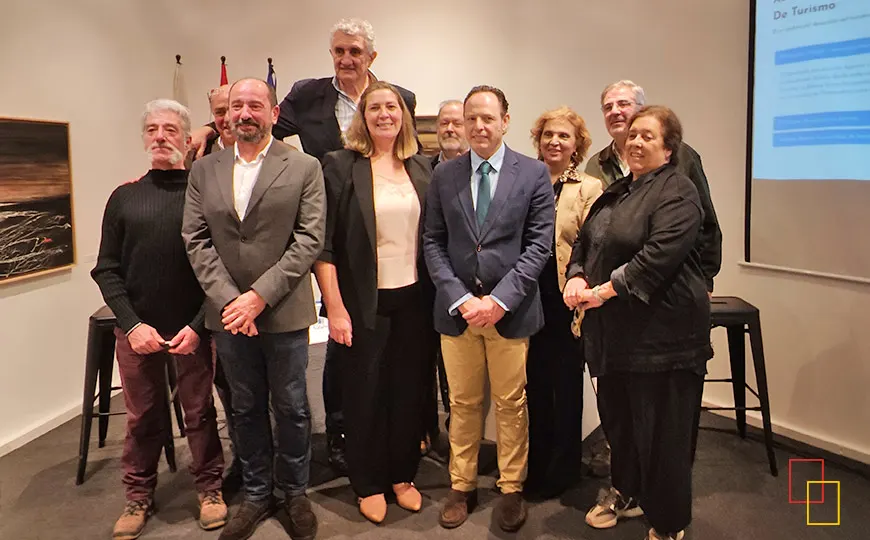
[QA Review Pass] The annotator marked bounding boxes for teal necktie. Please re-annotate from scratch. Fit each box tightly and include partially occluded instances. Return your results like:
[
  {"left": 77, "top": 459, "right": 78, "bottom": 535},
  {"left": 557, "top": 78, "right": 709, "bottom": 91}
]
[{"left": 476, "top": 161, "right": 492, "bottom": 227}]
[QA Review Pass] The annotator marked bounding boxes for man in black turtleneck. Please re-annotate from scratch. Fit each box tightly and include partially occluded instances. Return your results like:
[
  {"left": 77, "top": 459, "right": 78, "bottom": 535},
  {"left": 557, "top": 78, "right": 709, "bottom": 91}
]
[{"left": 91, "top": 99, "right": 227, "bottom": 540}]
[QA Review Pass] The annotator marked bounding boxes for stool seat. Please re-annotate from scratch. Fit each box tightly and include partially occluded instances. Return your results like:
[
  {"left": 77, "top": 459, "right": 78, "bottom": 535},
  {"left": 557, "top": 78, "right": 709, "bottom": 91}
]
[
  {"left": 700, "top": 296, "right": 778, "bottom": 476},
  {"left": 76, "top": 305, "right": 185, "bottom": 485}
]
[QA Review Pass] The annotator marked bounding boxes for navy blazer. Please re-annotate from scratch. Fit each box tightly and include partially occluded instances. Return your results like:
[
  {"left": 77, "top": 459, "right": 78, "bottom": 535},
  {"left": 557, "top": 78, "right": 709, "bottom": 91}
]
[
  {"left": 423, "top": 145, "right": 555, "bottom": 339},
  {"left": 274, "top": 77, "right": 417, "bottom": 163}
]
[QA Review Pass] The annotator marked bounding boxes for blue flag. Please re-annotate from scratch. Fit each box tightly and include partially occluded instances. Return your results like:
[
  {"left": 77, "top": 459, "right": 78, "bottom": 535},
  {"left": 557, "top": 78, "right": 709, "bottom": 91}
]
[{"left": 266, "top": 58, "right": 277, "bottom": 89}]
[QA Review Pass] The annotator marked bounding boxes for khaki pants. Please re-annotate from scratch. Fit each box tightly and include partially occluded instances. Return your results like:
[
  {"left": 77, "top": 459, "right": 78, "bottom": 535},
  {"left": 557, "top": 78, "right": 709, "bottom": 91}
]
[{"left": 440, "top": 326, "right": 529, "bottom": 494}]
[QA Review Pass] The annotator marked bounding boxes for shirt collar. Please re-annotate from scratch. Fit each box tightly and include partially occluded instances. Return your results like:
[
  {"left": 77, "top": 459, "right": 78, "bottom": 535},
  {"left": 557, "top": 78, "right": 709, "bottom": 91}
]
[
  {"left": 470, "top": 142, "right": 506, "bottom": 174},
  {"left": 331, "top": 71, "right": 378, "bottom": 100},
  {"left": 234, "top": 136, "right": 274, "bottom": 165}
]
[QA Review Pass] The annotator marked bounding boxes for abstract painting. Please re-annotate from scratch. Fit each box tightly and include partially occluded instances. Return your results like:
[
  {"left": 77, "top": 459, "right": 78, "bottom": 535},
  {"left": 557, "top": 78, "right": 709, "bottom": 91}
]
[{"left": 0, "top": 118, "right": 75, "bottom": 284}]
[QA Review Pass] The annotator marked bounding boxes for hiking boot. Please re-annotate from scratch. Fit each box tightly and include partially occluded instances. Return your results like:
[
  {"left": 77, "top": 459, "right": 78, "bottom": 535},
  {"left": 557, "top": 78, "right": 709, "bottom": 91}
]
[
  {"left": 113, "top": 499, "right": 154, "bottom": 540},
  {"left": 198, "top": 490, "right": 228, "bottom": 530}
]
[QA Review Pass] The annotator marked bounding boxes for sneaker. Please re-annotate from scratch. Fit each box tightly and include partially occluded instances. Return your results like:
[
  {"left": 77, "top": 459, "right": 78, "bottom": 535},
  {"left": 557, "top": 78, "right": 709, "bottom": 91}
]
[
  {"left": 113, "top": 499, "right": 154, "bottom": 540},
  {"left": 198, "top": 490, "right": 228, "bottom": 530},
  {"left": 218, "top": 498, "right": 273, "bottom": 540},
  {"left": 648, "top": 528, "right": 686, "bottom": 540},
  {"left": 284, "top": 495, "right": 317, "bottom": 540},
  {"left": 585, "top": 487, "right": 643, "bottom": 529}
]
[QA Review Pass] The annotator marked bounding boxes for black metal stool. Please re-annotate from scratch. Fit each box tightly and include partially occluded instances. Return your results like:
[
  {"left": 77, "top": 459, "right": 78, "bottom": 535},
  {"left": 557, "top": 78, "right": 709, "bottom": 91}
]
[
  {"left": 75, "top": 305, "right": 186, "bottom": 485},
  {"left": 703, "top": 296, "right": 778, "bottom": 476}
]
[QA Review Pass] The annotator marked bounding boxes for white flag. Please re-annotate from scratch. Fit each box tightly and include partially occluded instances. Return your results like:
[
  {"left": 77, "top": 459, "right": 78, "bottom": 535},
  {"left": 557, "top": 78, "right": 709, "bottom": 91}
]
[{"left": 173, "top": 56, "right": 188, "bottom": 107}]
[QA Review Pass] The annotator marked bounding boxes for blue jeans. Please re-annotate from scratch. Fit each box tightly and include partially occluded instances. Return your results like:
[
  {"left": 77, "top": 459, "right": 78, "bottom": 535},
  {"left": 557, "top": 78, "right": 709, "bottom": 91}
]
[{"left": 213, "top": 329, "right": 311, "bottom": 500}]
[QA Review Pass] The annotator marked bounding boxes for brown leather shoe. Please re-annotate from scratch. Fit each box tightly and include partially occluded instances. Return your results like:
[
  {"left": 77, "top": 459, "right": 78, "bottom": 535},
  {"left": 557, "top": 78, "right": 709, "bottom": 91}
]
[
  {"left": 438, "top": 489, "right": 477, "bottom": 529},
  {"left": 496, "top": 492, "right": 527, "bottom": 532}
]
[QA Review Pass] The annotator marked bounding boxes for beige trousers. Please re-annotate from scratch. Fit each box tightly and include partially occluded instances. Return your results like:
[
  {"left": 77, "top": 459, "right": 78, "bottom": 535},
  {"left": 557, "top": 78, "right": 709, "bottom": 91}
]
[{"left": 440, "top": 325, "right": 529, "bottom": 494}]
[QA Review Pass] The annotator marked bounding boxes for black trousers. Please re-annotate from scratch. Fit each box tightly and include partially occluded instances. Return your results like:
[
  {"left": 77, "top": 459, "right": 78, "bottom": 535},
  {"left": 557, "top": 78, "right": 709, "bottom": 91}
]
[
  {"left": 526, "top": 292, "right": 584, "bottom": 490},
  {"left": 597, "top": 370, "right": 704, "bottom": 535},
  {"left": 343, "top": 283, "right": 429, "bottom": 497}
]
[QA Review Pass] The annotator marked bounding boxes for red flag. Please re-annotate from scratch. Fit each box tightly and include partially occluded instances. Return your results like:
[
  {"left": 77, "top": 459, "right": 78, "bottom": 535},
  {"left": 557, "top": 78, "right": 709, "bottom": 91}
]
[{"left": 220, "top": 56, "right": 228, "bottom": 85}]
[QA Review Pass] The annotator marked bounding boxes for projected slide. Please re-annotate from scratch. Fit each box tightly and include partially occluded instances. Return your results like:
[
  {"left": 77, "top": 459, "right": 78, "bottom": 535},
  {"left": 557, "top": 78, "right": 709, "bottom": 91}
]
[{"left": 753, "top": 1, "right": 870, "bottom": 180}]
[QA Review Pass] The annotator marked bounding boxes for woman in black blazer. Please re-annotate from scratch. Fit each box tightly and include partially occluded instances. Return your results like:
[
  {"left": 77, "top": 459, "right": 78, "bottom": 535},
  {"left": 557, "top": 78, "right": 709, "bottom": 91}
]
[
  {"left": 563, "top": 106, "right": 714, "bottom": 540},
  {"left": 314, "top": 81, "right": 435, "bottom": 524}
]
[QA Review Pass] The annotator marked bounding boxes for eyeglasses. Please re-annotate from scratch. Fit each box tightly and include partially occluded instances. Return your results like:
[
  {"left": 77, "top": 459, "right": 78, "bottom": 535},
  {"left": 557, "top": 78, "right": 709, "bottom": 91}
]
[{"left": 601, "top": 100, "right": 635, "bottom": 113}]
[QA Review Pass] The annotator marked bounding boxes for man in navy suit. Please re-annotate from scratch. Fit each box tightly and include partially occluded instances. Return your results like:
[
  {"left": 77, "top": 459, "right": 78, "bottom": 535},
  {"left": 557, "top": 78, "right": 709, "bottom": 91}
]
[{"left": 423, "top": 85, "right": 554, "bottom": 533}]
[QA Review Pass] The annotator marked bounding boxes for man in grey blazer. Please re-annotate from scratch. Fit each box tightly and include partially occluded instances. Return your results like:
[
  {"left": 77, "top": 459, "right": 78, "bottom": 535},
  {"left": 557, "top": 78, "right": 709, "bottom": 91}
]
[
  {"left": 423, "top": 85, "right": 554, "bottom": 532},
  {"left": 182, "top": 78, "right": 325, "bottom": 540}
]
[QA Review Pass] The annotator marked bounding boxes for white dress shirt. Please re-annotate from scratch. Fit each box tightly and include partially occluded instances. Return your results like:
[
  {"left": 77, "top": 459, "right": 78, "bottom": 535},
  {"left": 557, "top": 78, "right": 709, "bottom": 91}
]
[{"left": 233, "top": 137, "right": 274, "bottom": 221}]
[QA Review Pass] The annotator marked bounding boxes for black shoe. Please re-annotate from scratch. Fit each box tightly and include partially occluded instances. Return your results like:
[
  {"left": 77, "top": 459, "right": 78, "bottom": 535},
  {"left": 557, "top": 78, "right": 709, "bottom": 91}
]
[
  {"left": 218, "top": 498, "right": 273, "bottom": 540},
  {"left": 327, "top": 434, "right": 348, "bottom": 476},
  {"left": 284, "top": 495, "right": 317, "bottom": 540}
]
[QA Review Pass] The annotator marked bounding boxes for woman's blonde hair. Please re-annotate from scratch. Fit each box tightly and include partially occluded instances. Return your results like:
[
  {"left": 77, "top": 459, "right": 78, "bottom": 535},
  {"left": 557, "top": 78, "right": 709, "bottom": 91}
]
[
  {"left": 529, "top": 106, "right": 592, "bottom": 163},
  {"left": 344, "top": 81, "right": 418, "bottom": 159}
]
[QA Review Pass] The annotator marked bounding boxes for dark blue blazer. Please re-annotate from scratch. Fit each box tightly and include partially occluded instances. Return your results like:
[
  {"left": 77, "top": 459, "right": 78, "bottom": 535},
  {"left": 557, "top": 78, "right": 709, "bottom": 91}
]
[{"left": 423, "top": 145, "right": 555, "bottom": 339}]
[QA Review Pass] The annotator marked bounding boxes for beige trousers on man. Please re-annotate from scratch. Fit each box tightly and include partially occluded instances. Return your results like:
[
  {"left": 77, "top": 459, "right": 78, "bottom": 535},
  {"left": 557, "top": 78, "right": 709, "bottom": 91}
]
[{"left": 440, "top": 325, "right": 529, "bottom": 494}]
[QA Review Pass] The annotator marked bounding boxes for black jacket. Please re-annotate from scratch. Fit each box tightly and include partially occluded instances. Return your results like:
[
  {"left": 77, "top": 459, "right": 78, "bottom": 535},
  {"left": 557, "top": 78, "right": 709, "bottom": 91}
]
[
  {"left": 585, "top": 141, "right": 721, "bottom": 291},
  {"left": 318, "top": 149, "right": 433, "bottom": 331},
  {"left": 274, "top": 77, "right": 417, "bottom": 163},
  {"left": 566, "top": 164, "right": 713, "bottom": 376}
]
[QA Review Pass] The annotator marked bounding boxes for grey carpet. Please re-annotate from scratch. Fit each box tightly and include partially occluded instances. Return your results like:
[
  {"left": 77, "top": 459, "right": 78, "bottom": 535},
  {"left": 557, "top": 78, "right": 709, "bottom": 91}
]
[{"left": 0, "top": 343, "right": 866, "bottom": 539}]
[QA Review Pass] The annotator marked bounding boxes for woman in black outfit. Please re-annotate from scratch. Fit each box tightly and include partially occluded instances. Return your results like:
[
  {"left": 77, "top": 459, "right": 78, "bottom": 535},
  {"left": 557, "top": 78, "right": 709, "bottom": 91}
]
[
  {"left": 563, "top": 105, "right": 715, "bottom": 540},
  {"left": 314, "top": 81, "right": 435, "bottom": 524}
]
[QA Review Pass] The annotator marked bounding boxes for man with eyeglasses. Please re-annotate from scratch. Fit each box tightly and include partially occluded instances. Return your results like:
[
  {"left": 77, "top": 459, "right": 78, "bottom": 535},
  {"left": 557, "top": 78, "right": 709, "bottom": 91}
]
[
  {"left": 583, "top": 80, "right": 722, "bottom": 481},
  {"left": 586, "top": 79, "right": 720, "bottom": 290}
]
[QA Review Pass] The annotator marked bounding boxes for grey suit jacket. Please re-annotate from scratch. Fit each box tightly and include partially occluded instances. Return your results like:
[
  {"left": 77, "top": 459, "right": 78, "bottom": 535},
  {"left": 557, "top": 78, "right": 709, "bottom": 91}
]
[{"left": 182, "top": 140, "right": 326, "bottom": 333}]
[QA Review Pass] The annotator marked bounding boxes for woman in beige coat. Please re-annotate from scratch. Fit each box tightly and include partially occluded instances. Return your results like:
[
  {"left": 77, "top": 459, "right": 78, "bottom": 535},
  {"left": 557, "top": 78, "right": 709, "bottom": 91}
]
[{"left": 524, "top": 107, "right": 603, "bottom": 498}]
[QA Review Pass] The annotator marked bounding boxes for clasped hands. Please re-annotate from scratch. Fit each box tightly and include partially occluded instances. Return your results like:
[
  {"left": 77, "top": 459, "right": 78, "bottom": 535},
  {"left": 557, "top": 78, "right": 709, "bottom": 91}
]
[
  {"left": 222, "top": 290, "right": 266, "bottom": 336},
  {"left": 562, "top": 277, "right": 606, "bottom": 311},
  {"left": 459, "top": 296, "right": 505, "bottom": 328}
]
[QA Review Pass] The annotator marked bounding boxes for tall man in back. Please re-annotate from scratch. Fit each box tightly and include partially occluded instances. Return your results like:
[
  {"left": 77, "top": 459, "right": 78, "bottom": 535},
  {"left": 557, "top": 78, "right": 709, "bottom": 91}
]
[
  {"left": 423, "top": 86, "right": 554, "bottom": 533},
  {"left": 183, "top": 78, "right": 325, "bottom": 540}
]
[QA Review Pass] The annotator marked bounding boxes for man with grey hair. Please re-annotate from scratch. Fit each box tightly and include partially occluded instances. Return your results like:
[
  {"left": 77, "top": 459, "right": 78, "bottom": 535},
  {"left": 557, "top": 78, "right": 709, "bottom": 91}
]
[
  {"left": 92, "top": 98, "right": 227, "bottom": 539},
  {"left": 586, "top": 80, "right": 720, "bottom": 294},
  {"left": 431, "top": 99, "right": 468, "bottom": 169}
]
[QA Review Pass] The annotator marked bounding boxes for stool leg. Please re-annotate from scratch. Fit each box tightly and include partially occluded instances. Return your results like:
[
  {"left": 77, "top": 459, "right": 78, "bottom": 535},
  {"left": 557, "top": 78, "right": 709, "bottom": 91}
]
[
  {"left": 166, "top": 358, "right": 186, "bottom": 438},
  {"left": 163, "top": 362, "right": 178, "bottom": 473},
  {"left": 98, "top": 329, "right": 116, "bottom": 447},
  {"left": 726, "top": 325, "right": 747, "bottom": 438},
  {"left": 77, "top": 320, "right": 101, "bottom": 485},
  {"left": 748, "top": 315, "right": 778, "bottom": 476}
]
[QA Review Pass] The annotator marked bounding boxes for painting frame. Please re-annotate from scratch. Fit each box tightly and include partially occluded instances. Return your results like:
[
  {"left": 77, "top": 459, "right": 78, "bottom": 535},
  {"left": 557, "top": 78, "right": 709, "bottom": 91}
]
[
  {"left": 0, "top": 117, "right": 77, "bottom": 285},
  {"left": 416, "top": 114, "right": 439, "bottom": 157}
]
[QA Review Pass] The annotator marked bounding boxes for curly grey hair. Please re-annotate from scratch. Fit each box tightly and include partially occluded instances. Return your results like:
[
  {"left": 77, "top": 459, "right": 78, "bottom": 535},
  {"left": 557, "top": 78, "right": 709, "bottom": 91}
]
[{"left": 330, "top": 18, "right": 376, "bottom": 54}]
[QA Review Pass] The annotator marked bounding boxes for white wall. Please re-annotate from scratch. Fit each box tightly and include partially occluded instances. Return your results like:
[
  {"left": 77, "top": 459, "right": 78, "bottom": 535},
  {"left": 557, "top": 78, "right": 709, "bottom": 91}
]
[{"left": 1, "top": 0, "right": 868, "bottom": 462}]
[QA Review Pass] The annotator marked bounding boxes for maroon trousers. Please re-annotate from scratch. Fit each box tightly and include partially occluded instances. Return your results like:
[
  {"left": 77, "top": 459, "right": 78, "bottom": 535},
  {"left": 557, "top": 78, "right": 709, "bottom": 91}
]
[{"left": 114, "top": 327, "right": 224, "bottom": 501}]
